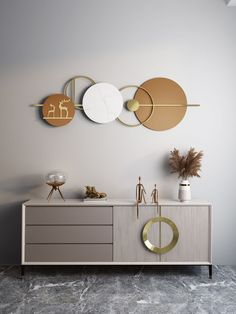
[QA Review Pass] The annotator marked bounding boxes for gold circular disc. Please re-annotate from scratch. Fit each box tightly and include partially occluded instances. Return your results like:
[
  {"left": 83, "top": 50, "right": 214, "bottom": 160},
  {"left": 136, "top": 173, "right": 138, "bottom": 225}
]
[
  {"left": 43, "top": 94, "right": 75, "bottom": 127},
  {"left": 127, "top": 99, "right": 140, "bottom": 112},
  {"left": 117, "top": 85, "right": 154, "bottom": 127},
  {"left": 142, "top": 217, "right": 179, "bottom": 254},
  {"left": 134, "top": 78, "right": 187, "bottom": 131}
]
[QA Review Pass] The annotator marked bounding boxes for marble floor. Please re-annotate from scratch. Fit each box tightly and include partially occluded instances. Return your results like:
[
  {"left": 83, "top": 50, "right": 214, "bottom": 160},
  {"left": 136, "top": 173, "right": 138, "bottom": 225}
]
[{"left": 0, "top": 265, "right": 235, "bottom": 314}]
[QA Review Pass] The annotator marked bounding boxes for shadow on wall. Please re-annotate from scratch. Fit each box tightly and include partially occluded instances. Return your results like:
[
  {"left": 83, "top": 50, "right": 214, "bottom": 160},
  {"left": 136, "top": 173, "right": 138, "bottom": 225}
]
[
  {"left": 0, "top": 174, "right": 44, "bottom": 195},
  {"left": 0, "top": 174, "right": 44, "bottom": 264},
  {"left": 0, "top": 202, "right": 21, "bottom": 265}
]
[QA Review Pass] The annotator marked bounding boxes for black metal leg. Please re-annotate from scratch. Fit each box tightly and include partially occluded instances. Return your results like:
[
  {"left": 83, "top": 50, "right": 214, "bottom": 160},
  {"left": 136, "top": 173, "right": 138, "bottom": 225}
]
[
  {"left": 209, "top": 265, "right": 212, "bottom": 279},
  {"left": 21, "top": 265, "right": 25, "bottom": 277}
]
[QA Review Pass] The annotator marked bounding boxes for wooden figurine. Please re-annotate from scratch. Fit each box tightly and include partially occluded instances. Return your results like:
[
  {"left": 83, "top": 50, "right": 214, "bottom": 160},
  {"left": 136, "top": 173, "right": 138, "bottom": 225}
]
[{"left": 136, "top": 176, "right": 146, "bottom": 219}]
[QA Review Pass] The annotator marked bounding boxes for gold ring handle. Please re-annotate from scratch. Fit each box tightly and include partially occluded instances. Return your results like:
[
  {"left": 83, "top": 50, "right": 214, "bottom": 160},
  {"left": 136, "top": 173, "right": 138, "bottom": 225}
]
[{"left": 142, "top": 217, "right": 179, "bottom": 254}]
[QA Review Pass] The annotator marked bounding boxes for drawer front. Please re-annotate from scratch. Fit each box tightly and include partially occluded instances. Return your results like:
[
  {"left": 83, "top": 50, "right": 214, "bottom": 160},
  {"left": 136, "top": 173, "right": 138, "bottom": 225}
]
[
  {"left": 25, "top": 244, "right": 113, "bottom": 262},
  {"left": 25, "top": 206, "right": 112, "bottom": 225},
  {"left": 25, "top": 226, "right": 113, "bottom": 244}
]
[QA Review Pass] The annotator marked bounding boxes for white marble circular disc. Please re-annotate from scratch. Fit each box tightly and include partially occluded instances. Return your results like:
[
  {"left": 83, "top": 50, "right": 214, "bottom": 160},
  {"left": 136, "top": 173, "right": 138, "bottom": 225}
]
[{"left": 82, "top": 83, "right": 123, "bottom": 123}]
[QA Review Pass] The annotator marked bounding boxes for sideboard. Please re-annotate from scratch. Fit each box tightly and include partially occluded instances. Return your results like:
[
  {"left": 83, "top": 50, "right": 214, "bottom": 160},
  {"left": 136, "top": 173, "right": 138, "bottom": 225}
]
[{"left": 22, "top": 199, "right": 212, "bottom": 277}]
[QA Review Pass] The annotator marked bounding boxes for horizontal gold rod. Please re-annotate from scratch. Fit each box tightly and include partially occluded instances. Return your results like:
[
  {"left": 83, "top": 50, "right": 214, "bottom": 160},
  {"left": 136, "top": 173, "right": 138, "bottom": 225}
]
[
  {"left": 69, "top": 103, "right": 200, "bottom": 107},
  {"left": 43, "top": 117, "right": 73, "bottom": 120},
  {"left": 139, "top": 104, "right": 200, "bottom": 107},
  {"left": 32, "top": 103, "right": 200, "bottom": 108}
]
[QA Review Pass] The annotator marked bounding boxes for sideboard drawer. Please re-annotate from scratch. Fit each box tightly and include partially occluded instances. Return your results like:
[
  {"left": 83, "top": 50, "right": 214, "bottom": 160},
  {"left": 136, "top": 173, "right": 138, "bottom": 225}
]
[
  {"left": 25, "top": 206, "right": 112, "bottom": 225},
  {"left": 25, "top": 225, "right": 113, "bottom": 244},
  {"left": 25, "top": 244, "right": 113, "bottom": 262}
]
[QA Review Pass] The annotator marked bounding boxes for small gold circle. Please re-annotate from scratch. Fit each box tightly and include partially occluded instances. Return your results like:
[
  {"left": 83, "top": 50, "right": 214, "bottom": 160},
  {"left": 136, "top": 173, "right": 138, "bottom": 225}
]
[
  {"left": 117, "top": 85, "right": 154, "bottom": 127},
  {"left": 127, "top": 99, "right": 140, "bottom": 112},
  {"left": 142, "top": 217, "right": 179, "bottom": 254}
]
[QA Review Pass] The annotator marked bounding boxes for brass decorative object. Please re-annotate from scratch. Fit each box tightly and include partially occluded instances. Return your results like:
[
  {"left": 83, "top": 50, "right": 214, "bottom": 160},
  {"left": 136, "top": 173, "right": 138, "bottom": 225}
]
[
  {"left": 46, "top": 171, "right": 67, "bottom": 201},
  {"left": 32, "top": 74, "right": 200, "bottom": 130},
  {"left": 151, "top": 184, "right": 159, "bottom": 215},
  {"left": 63, "top": 75, "right": 96, "bottom": 105},
  {"left": 142, "top": 217, "right": 179, "bottom": 254},
  {"left": 117, "top": 85, "right": 154, "bottom": 127},
  {"left": 85, "top": 186, "right": 107, "bottom": 199},
  {"left": 136, "top": 176, "right": 146, "bottom": 219}
]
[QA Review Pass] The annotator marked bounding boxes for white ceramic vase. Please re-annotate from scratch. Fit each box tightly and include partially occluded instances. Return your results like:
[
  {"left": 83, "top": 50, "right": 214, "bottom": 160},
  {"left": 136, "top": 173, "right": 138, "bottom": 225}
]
[{"left": 178, "top": 179, "right": 191, "bottom": 202}]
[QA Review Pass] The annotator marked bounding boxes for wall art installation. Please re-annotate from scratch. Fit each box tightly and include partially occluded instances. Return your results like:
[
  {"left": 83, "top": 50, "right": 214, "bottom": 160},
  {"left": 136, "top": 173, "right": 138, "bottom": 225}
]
[{"left": 32, "top": 75, "right": 200, "bottom": 131}]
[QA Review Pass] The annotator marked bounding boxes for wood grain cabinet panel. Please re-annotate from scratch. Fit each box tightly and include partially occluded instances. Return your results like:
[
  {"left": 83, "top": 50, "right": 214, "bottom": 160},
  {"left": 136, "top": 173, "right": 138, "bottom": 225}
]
[
  {"left": 25, "top": 226, "right": 113, "bottom": 244},
  {"left": 113, "top": 206, "right": 160, "bottom": 262},
  {"left": 160, "top": 206, "right": 211, "bottom": 263},
  {"left": 25, "top": 206, "right": 112, "bottom": 225}
]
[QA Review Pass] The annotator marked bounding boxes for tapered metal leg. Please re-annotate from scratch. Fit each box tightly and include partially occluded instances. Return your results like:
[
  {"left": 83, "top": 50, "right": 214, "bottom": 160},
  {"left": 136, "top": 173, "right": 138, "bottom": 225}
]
[
  {"left": 209, "top": 265, "right": 212, "bottom": 279},
  {"left": 58, "top": 187, "right": 65, "bottom": 201},
  {"left": 47, "top": 188, "right": 54, "bottom": 201}
]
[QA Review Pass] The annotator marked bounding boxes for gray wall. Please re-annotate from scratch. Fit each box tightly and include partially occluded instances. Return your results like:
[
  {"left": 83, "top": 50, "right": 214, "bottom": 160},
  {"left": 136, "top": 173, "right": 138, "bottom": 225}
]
[{"left": 0, "top": 0, "right": 236, "bottom": 265}]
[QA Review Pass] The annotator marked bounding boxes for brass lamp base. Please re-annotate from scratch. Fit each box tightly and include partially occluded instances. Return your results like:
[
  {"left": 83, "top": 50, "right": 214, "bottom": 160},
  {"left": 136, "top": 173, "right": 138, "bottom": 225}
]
[{"left": 47, "top": 183, "right": 65, "bottom": 201}]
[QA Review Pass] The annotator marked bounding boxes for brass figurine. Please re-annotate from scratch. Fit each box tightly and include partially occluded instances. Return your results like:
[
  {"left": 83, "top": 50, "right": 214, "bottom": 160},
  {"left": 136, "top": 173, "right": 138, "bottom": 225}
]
[
  {"left": 136, "top": 176, "right": 146, "bottom": 219},
  {"left": 151, "top": 184, "right": 159, "bottom": 215},
  {"left": 85, "top": 186, "right": 107, "bottom": 199},
  {"left": 151, "top": 184, "right": 158, "bottom": 203}
]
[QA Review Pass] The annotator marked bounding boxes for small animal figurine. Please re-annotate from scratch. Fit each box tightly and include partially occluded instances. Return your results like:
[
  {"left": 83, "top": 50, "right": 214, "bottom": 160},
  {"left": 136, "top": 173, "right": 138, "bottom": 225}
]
[
  {"left": 85, "top": 186, "right": 107, "bottom": 199},
  {"left": 136, "top": 176, "right": 146, "bottom": 219}
]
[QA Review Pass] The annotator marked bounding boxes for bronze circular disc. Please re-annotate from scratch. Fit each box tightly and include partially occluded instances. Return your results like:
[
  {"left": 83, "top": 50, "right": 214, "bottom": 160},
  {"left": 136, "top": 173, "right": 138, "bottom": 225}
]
[
  {"left": 134, "top": 78, "right": 187, "bottom": 131},
  {"left": 42, "top": 94, "right": 75, "bottom": 127}
]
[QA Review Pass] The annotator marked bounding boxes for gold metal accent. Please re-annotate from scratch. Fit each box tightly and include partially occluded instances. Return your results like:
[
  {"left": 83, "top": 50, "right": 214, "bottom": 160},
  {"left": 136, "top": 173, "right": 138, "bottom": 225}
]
[
  {"left": 43, "top": 117, "right": 73, "bottom": 120},
  {"left": 126, "top": 102, "right": 200, "bottom": 112},
  {"left": 151, "top": 184, "right": 159, "bottom": 216},
  {"left": 142, "top": 216, "right": 179, "bottom": 254},
  {"left": 63, "top": 75, "right": 96, "bottom": 103},
  {"left": 47, "top": 182, "right": 65, "bottom": 202},
  {"left": 127, "top": 99, "right": 140, "bottom": 112},
  {"left": 117, "top": 85, "right": 154, "bottom": 127},
  {"left": 139, "top": 104, "right": 200, "bottom": 107},
  {"left": 136, "top": 176, "right": 146, "bottom": 219}
]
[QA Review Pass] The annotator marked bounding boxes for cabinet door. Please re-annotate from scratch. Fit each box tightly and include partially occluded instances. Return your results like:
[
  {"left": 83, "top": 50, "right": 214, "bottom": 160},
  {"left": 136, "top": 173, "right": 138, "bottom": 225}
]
[
  {"left": 160, "top": 206, "right": 211, "bottom": 263},
  {"left": 113, "top": 206, "right": 160, "bottom": 262}
]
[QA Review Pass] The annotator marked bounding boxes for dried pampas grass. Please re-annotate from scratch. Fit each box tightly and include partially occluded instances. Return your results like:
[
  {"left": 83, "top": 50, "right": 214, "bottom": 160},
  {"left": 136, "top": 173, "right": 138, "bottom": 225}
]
[{"left": 169, "top": 148, "right": 203, "bottom": 180}]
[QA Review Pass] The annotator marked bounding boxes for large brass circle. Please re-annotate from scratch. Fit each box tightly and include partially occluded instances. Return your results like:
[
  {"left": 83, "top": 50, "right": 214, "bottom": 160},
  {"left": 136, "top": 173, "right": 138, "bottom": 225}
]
[
  {"left": 134, "top": 77, "right": 187, "bottom": 131},
  {"left": 142, "top": 217, "right": 179, "bottom": 254}
]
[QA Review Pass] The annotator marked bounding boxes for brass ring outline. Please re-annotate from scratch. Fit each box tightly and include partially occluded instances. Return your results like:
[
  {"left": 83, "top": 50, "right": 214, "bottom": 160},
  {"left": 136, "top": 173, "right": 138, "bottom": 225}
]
[
  {"left": 142, "top": 217, "right": 179, "bottom": 254},
  {"left": 64, "top": 75, "right": 96, "bottom": 109},
  {"left": 117, "top": 85, "right": 154, "bottom": 127}
]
